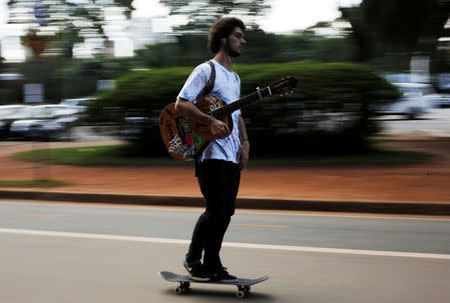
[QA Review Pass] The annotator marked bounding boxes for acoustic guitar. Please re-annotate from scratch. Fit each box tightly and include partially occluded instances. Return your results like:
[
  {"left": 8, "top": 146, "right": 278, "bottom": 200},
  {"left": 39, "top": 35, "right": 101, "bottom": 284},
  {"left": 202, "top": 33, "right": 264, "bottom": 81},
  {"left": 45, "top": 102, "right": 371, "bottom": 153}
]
[{"left": 159, "top": 76, "right": 297, "bottom": 160}]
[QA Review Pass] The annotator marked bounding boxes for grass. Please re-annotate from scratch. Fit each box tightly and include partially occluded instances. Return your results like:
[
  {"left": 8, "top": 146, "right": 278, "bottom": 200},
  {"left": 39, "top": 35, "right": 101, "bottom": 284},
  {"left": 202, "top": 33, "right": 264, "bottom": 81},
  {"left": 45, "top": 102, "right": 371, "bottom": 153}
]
[
  {"left": 14, "top": 144, "right": 433, "bottom": 167},
  {"left": 0, "top": 179, "right": 71, "bottom": 188},
  {"left": 15, "top": 145, "right": 193, "bottom": 167}
]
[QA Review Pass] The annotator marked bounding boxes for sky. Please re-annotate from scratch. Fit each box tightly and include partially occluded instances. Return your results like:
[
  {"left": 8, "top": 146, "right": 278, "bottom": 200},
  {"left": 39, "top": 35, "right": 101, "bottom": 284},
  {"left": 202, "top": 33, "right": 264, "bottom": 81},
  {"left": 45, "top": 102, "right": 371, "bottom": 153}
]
[
  {"left": 131, "top": 0, "right": 362, "bottom": 33},
  {"left": 0, "top": 0, "right": 362, "bottom": 61}
]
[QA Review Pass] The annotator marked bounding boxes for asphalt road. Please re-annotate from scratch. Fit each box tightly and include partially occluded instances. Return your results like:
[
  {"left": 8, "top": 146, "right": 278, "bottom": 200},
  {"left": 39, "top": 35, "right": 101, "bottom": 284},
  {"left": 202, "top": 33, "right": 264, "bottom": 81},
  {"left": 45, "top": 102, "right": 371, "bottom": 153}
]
[
  {"left": 378, "top": 108, "right": 450, "bottom": 137},
  {"left": 1, "top": 200, "right": 450, "bottom": 303}
]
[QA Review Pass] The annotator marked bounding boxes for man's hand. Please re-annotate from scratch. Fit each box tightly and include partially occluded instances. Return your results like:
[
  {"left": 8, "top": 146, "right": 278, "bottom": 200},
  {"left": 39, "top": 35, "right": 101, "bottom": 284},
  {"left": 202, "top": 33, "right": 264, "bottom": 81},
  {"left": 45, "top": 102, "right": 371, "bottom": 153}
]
[
  {"left": 209, "top": 117, "right": 230, "bottom": 139},
  {"left": 237, "top": 140, "right": 250, "bottom": 171}
]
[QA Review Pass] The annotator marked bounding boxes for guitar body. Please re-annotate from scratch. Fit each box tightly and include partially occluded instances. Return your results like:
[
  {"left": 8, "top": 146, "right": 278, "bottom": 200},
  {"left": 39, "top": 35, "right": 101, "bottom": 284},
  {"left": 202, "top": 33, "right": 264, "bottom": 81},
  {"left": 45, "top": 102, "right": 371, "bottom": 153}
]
[{"left": 159, "top": 94, "right": 233, "bottom": 160}]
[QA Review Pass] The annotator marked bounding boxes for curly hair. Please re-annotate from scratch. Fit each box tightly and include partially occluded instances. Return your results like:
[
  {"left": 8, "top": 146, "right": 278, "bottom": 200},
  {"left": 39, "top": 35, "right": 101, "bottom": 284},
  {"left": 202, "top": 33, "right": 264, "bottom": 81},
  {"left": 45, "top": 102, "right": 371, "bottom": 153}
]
[{"left": 208, "top": 17, "right": 246, "bottom": 54}]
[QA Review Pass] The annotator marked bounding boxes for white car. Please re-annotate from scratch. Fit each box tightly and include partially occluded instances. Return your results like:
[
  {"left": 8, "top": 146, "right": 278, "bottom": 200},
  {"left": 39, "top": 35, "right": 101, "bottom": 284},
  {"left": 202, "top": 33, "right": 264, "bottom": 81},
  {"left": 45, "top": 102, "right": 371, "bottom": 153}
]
[
  {"left": 9, "top": 104, "right": 84, "bottom": 140},
  {"left": 0, "top": 105, "right": 32, "bottom": 121},
  {"left": 375, "top": 82, "right": 437, "bottom": 119},
  {"left": 0, "top": 105, "right": 33, "bottom": 137},
  {"left": 60, "top": 97, "right": 95, "bottom": 107},
  {"left": 434, "top": 93, "right": 450, "bottom": 108}
]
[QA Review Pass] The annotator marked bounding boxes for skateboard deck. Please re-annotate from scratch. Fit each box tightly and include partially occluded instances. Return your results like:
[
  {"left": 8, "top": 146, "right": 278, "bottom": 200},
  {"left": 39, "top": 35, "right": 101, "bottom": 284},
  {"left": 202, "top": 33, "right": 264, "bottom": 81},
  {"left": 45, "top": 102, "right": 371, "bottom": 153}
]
[{"left": 160, "top": 271, "right": 270, "bottom": 298}]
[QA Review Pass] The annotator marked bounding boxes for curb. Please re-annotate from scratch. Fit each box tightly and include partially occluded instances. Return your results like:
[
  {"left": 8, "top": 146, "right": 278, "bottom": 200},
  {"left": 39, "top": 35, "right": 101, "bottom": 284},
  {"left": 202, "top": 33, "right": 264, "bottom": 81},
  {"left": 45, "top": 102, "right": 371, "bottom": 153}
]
[{"left": 1, "top": 190, "right": 450, "bottom": 216}]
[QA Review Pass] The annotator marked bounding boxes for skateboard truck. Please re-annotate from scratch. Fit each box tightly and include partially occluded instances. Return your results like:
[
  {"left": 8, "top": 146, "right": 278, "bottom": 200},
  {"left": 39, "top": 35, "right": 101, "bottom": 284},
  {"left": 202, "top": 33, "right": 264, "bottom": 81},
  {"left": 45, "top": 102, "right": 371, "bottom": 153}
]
[
  {"left": 174, "top": 281, "right": 191, "bottom": 295},
  {"left": 173, "top": 281, "right": 251, "bottom": 298},
  {"left": 236, "top": 285, "right": 251, "bottom": 298}
]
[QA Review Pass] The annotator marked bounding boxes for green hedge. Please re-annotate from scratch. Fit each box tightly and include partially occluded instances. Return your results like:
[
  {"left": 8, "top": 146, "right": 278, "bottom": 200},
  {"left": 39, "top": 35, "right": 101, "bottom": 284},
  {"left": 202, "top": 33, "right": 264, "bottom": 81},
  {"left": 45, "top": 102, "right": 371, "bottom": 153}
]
[
  {"left": 0, "top": 80, "right": 24, "bottom": 105},
  {"left": 86, "top": 61, "right": 399, "bottom": 156}
]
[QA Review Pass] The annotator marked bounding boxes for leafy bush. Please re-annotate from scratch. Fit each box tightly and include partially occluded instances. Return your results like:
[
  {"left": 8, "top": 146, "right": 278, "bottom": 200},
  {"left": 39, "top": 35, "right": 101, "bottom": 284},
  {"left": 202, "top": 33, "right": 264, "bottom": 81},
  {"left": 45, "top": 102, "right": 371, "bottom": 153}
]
[
  {"left": 86, "top": 61, "right": 399, "bottom": 156},
  {"left": 0, "top": 78, "right": 24, "bottom": 105}
]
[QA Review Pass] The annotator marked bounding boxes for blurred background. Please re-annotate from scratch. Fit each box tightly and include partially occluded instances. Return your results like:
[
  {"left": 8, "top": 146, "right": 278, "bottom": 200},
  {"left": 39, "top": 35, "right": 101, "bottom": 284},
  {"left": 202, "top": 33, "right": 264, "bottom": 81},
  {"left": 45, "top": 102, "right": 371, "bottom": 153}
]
[
  {"left": 1, "top": 4, "right": 449, "bottom": 301},
  {"left": 0, "top": 0, "right": 449, "bottom": 158}
]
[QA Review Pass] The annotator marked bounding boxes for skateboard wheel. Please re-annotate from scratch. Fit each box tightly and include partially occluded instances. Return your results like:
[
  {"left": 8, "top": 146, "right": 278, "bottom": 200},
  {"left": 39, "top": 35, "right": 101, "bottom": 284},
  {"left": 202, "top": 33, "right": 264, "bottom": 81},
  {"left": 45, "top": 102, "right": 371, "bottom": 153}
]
[
  {"left": 174, "top": 287, "right": 183, "bottom": 295},
  {"left": 174, "top": 282, "right": 190, "bottom": 295},
  {"left": 174, "top": 287, "right": 189, "bottom": 295},
  {"left": 238, "top": 285, "right": 250, "bottom": 293},
  {"left": 236, "top": 290, "right": 247, "bottom": 298}
]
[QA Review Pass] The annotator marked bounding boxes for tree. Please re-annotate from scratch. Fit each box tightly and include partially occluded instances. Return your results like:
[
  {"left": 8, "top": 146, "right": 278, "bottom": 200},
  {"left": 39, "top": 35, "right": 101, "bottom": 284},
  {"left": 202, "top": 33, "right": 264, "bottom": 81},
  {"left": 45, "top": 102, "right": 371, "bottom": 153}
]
[
  {"left": 0, "top": 56, "right": 5, "bottom": 73},
  {"left": 20, "top": 29, "right": 51, "bottom": 58},
  {"left": 7, "top": 0, "right": 134, "bottom": 58},
  {"left": 159, "top": 0, "right": 270, "bottom": 34},
  {"left": 339, "top": 0, "right": 450, "bottom": 62}
]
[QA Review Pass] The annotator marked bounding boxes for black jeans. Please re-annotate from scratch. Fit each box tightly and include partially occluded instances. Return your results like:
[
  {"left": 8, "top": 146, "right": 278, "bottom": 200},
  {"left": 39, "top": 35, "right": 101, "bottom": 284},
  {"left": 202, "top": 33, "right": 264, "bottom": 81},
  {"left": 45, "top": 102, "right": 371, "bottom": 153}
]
[{"left": 186, "top": 159, "right": 241, "bottom": 272}]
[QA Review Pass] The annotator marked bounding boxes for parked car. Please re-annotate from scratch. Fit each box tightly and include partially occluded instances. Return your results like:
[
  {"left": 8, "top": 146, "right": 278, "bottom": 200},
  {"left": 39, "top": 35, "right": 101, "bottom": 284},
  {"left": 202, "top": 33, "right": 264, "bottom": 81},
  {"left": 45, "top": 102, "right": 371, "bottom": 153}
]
[
  {"left": 60, "top": 97, "right": 95, "bottom": 107},
  {"left": 434, "top": 93, "right": 450, "bottom": 108},
  {"left": 9, "top": 104, "right": 85, "bottom": 140},
  {"left": 373, "top": 82, "right": 438, "bottom": 119},
  {"left": 0, "top": 105, "right": 33, "bottom": 138},
  {"left": 120, "top": 116, "right": 153, "bottom": 140}
]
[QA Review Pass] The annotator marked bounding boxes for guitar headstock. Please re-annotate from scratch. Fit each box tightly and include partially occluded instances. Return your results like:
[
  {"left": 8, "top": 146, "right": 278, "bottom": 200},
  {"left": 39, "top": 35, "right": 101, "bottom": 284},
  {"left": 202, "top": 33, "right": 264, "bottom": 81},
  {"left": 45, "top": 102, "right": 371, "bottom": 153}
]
[{"left": 270, "top": 76, "right": 297, "bottom": 95}]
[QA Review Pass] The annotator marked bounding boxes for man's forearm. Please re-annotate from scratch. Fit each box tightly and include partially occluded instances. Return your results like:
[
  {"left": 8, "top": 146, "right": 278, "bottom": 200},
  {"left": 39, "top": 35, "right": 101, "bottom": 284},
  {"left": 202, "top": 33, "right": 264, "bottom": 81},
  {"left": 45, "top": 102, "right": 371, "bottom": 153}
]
[
  {"left": 238, "top": 115, "right": 250, "bottom": 170},
  {"left": 175, "top": 97, "right": 213, "bottom": 126},
  {"left": 238, "top": 115, "right": 249, "bottom": 143}
]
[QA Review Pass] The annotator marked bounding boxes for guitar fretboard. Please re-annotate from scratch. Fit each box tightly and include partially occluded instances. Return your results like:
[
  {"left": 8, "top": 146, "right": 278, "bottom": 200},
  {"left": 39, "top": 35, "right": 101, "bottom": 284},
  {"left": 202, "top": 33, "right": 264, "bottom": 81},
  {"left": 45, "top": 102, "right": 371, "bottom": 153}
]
[{"left": 210, "top": 86, "right": 272, "bottom": 118}]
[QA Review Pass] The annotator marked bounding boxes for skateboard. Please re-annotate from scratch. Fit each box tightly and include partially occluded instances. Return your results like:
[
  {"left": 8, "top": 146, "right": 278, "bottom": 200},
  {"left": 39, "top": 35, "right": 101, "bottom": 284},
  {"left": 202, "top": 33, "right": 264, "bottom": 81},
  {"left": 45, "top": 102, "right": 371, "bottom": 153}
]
[{"left": 159, "top": 271, "right": 270, "bottom": 298}]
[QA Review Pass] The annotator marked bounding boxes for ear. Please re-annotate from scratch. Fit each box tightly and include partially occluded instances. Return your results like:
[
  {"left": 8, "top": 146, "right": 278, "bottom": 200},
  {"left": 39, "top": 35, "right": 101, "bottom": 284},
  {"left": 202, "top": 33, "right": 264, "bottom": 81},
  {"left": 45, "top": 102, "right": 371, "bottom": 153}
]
[{"left": 222, "top": 38, "right": 227, "bottom": 46}]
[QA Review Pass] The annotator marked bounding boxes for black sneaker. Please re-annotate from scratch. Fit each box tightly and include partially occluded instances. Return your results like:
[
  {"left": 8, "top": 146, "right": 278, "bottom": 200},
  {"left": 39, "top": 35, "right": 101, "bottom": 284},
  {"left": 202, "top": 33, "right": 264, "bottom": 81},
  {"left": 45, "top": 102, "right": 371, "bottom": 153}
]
[
  {"left": 183, "top": 258, "right": 210, "bottom": 282},
  {"left": 212, "top": 267, "right": 237, "bottom": 281}
]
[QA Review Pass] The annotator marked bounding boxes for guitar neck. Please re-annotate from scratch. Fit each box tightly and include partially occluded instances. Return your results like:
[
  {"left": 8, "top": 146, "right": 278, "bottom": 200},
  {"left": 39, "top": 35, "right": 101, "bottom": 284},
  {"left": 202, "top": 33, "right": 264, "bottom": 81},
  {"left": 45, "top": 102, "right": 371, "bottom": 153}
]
[{"left": 210, "top": 86, "right": 272, "bottom": 118}]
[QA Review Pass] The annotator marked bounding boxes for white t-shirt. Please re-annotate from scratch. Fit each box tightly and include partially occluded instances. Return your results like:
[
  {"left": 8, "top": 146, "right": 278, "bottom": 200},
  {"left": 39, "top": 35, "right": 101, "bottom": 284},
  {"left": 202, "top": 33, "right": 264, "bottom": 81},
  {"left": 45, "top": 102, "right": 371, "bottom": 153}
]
[{"left": 177, "top": 59, "right": 242, "bottom": 163}]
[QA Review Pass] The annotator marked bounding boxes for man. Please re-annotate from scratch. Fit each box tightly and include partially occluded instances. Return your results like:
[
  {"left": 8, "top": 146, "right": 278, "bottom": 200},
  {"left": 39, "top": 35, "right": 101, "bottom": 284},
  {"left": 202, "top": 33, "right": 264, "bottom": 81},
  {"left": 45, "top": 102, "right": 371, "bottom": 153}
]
[{"left": 174, "top": 17, "right": 249, "bottom": 281}]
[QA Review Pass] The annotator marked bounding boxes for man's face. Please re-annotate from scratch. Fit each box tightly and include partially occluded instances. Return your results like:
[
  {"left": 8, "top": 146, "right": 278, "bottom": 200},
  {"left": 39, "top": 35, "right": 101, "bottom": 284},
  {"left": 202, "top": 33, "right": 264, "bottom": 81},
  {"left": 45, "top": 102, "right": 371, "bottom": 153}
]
[{"left": 227, "top": 27, "right": 246, "bottom": 57}]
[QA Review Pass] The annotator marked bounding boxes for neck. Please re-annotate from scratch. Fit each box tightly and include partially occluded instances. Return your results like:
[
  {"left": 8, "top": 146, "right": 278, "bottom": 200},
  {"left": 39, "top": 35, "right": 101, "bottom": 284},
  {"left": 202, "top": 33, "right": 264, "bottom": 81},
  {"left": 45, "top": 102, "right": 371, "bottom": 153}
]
[{"left": 213, "top": 50, "right": 233, "bottom": 71}]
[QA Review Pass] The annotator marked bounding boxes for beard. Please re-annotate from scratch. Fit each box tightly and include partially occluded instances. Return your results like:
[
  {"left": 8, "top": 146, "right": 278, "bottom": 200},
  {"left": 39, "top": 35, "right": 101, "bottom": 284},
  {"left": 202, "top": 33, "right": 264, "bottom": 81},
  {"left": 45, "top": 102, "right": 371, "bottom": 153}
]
[{"left": 227, "top": 47, "right": 241, "bottom": 57}]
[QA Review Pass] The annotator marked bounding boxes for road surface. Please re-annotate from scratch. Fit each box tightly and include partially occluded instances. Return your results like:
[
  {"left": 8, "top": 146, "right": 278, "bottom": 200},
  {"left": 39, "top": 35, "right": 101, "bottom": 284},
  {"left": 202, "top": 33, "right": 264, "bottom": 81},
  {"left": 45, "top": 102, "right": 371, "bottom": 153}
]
[{"left": 0, "top": 200, "right": 449, "bottom": 303}]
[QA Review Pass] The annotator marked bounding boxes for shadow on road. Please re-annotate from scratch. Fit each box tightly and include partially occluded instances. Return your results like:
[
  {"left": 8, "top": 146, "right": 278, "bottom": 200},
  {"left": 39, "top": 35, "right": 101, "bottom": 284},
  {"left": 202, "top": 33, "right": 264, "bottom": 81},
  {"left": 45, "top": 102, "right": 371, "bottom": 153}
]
[{"left": 162, "top": 288, "right": 276, "bottom": 301}]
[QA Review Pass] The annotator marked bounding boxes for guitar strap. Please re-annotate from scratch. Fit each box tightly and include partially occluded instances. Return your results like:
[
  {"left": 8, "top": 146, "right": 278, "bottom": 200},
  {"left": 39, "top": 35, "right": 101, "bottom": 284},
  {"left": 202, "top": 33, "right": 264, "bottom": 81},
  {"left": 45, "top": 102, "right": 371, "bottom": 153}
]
[
  {"left": 195, "top": 60, "right": 216, "bottom": 177},
  {"left": 196, "top": 60, "right": 216, "bottom": 101}
]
